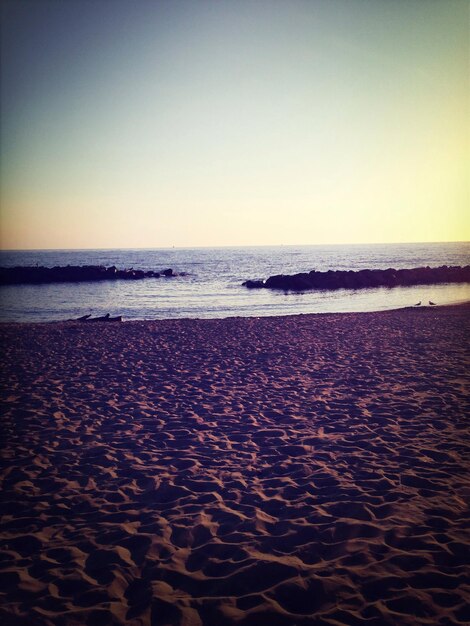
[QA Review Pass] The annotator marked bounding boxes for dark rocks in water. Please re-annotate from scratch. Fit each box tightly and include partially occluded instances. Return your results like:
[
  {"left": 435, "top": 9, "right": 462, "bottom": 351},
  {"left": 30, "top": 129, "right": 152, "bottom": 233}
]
[
  {"left": 0, "top": 265, "right": 183, "bottom": 285},
  {"left": 90, "top": 313, "right": 110, "bottom": 321},
  {"left": 73, "top": 314, "right": 122, "bottom": 322},
  {"left": 243, "top": 280, "right": 265, "bottom": 289},
  {"left": 243, "top": 265, "right": 470, "bottom": 291},
  {"left": 89, "top": 314, "right": 122, "bottom": 322},
  {"left": 265, "top": 273, "right": 313, "bottom": 290}
]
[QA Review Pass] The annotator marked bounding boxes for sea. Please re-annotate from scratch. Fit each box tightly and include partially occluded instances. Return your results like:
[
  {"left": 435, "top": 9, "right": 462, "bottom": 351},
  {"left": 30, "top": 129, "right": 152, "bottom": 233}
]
[{"left": 0, "top": 242, "right": 469, "bottom": 323}]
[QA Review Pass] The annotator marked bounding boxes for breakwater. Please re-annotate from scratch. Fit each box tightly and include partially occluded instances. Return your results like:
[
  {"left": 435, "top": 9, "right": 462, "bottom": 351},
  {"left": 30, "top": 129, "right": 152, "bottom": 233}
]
[
  {"left": 0, "top": 265, "right": 180, "bottom": 285},
  {"left": 243, "top": 265, "right": 470, "bottom": 291}
]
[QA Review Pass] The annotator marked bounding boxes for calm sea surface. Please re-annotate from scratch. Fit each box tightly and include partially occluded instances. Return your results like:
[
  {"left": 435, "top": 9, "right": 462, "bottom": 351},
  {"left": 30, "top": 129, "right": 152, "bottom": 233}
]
[{"left": 1, "top": 243, "right": 469, "bottom": 322}]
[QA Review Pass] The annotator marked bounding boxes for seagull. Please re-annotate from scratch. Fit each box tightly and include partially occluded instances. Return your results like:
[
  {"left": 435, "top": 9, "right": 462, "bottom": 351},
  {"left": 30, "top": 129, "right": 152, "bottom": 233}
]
[
  {"left": 415, "top": 301, "right": 421, "bottom": 306},
  {"left": 429, "top": 300, "right": 436, "bottom": 306}
]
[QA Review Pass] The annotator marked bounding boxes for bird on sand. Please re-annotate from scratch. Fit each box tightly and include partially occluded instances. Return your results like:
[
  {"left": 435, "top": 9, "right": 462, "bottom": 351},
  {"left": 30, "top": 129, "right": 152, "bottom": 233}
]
[
  {"left": 429, "top": 300, "right": 436, "bottom": 305},
  {"left": 415, "top": 301, "right": 421, "bottom": 306}
]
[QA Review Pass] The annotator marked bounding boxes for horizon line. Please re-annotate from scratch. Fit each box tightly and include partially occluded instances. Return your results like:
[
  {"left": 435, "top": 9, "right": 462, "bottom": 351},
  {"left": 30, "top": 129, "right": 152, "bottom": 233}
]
[{"left": 1, "top": 240, "right": 469, "bottom": 253}]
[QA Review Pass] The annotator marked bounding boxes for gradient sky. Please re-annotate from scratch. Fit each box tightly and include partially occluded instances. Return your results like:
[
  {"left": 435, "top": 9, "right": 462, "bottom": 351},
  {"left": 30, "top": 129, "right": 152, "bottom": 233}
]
[{"left": 1, "top": 0, "right": 469, "bottom": 249}]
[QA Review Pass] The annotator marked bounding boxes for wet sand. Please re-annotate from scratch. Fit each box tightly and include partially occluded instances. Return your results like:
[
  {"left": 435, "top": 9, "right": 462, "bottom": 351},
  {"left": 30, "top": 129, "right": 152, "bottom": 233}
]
[{"left": 1, "top": 305, "right": 469, "bottom": 626}]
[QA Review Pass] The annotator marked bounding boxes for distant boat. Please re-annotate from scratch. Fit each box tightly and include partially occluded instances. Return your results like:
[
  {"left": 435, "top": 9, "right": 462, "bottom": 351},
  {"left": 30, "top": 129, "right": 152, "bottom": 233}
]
[
  {"left": 415, "top": 301, "right": 421, "bottom": 306},
  {"left": 429, "top": 300, "right": 436, "bottom": 306}
]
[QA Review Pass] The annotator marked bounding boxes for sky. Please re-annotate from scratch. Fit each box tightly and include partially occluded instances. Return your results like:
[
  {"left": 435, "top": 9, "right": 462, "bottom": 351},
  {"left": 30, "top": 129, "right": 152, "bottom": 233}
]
[{"left": 1, "top": 0, "right": 469, "bottom": 249}]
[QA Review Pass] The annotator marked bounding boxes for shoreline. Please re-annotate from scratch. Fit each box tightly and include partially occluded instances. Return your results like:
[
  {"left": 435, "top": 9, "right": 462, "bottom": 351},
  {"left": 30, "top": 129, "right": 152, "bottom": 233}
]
[
  {"left": 1, "top": 299, "right": 470, "bottom": 327},
  {"left": 1, "top": 304, "right": 469, "bottom": 625}
]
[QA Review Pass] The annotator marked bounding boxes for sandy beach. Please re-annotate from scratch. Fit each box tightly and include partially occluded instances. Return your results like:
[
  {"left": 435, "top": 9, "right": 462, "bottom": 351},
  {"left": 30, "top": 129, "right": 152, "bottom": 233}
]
[{"left": 1, "top": 305, "right": 469, "bottom": 626}]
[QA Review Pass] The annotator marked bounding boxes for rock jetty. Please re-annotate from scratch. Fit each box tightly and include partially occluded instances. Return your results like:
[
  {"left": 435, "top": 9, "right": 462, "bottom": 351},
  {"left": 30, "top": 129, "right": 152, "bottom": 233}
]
[
  {"left": 243, "top": 265, "right": 470, "bottom": 291},
  {"left": 0, "top": 265, "right": 181, "bottom": 285}
]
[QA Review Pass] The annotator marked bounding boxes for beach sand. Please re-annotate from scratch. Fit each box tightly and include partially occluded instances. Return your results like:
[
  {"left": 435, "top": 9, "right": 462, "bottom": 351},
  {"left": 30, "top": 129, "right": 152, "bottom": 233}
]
[{"left": 1, "top": 305, "right": 469, "bottom": 626}]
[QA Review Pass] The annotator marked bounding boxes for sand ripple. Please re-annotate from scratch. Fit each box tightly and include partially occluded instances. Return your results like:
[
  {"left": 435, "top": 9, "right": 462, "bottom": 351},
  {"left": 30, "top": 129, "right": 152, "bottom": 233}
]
[{"left": 1, "top": 306, "right": 469, "bottom": 625}]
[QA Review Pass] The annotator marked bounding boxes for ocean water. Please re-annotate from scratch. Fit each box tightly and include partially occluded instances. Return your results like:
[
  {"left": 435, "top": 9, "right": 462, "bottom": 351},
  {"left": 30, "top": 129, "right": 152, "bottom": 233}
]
[{"left": 0, "top": 242, "right": 469, "bottom": 322}]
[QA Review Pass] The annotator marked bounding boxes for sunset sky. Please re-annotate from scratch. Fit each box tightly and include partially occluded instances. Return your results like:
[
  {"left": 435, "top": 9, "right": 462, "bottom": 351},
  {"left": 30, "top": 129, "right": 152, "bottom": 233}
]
[{"left": 1, "top": 0, "right": 468, "bottom": 249}]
